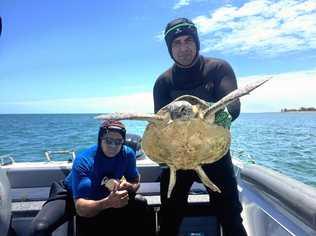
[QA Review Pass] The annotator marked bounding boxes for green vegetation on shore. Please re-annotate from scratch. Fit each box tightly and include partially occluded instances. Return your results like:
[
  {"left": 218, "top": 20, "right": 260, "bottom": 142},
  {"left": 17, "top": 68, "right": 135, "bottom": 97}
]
[{"left": 281, "top": 107, "right": 316, "bottom": 112}]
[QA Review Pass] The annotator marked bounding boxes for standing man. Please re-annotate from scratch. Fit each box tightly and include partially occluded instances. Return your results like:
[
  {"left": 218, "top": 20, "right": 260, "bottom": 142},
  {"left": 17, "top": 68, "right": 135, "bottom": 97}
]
[{"left": 154, "top": 18, "right": 247, "bottom": 236}]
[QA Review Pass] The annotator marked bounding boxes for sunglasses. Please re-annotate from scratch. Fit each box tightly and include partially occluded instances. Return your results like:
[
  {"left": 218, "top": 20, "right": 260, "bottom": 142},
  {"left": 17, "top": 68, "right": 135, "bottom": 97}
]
[{"left": 102, "top": 137, "right": 124, "bottom": 146}]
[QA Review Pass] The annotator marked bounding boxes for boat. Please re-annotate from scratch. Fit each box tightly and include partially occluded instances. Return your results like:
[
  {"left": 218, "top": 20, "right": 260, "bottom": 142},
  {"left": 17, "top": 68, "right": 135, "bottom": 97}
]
[{"left": 1, "top": 133, "right": 316, "bottom": 236}]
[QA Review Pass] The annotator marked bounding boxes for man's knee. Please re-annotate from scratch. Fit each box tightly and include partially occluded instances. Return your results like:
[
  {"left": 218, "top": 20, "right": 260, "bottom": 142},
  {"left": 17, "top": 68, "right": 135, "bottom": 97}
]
[
  {"left": 132, "top": 194, "right": 148, "bottom": 208},
  {"left": 30, "top": 219, "right": 50, "bottom": 236}
]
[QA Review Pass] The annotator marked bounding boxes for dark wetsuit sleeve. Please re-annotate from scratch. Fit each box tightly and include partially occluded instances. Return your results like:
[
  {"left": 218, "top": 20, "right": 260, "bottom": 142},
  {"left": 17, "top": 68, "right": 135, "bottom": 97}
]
[
  {"left": 153, "top": 76, "right": 171, "bottom": 113},
  {"left": 213, "top": 61, "right": 240, "bottom": 121}
]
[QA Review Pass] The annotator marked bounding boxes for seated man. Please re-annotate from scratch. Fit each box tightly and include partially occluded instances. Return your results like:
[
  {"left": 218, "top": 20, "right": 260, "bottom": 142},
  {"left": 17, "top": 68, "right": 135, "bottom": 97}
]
[{"left": 30, "top": 120, "right": 154, "bottom": 236}]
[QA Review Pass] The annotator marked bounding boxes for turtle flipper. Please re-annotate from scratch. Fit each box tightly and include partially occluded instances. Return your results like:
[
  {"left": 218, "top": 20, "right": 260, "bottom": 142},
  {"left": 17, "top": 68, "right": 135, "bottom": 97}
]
[
  {"left": 195, "top": 166, "right": 221, "bottom": 193},
  {"left": 203, "top": 77, "right": 271, "bottom": 119},
  {"left": 94, "top": 113, "right": 164, "bottom": 123},
  {"left": 167, "top": 166, "right": 177, "bottom": 198}
]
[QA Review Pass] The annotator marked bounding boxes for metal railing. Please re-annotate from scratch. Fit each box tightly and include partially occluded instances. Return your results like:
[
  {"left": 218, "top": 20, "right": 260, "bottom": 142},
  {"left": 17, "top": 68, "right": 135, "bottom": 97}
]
[
  {"left": 0, "top": 154, "right": 15, "bottom": 166},
  {"left": 44, "top": 150, "right": 76, "bottom": 162}
]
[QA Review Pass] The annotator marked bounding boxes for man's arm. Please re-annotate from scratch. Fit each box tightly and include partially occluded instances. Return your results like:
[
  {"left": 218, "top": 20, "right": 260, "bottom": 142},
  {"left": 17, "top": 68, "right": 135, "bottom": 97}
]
[
  {"left": 75, "top": 197, "right": 108, "bottom": 218},
  {"left": 122, "top": 146, "right": 141, "bottom": 193},
  {"left": 219, "top": 75, "right": 240, "bottom": 121},
  {"left": 153, "top": 75, "right": 171, "bottom": 113},
  {"left": 71, "top": 159, "right": 129, "bottom": 218},
  {"left": 214, "top": 61, "right": 240, "bottom": 121},
  {"left": 75, "top": 189, "right": 129, "bottom": 218}
]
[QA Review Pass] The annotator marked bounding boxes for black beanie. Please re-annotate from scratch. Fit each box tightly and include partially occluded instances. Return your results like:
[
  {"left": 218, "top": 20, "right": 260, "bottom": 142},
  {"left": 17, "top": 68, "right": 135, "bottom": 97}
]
[{"left": 164, "top": 18, "right": 200, "bottom": 60}]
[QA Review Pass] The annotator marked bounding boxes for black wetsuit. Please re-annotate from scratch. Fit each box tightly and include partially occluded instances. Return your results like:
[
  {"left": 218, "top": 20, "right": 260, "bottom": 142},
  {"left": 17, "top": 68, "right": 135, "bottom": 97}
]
[{"left": 153, "top": 56, "right": 247, "bottom": 236}]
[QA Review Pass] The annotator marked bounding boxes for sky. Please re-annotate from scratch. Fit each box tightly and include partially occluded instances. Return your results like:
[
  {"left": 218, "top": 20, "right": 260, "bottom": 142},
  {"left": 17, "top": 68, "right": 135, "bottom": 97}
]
[{"left": 0, "top": 0, "right": 315, "bottom": 114}]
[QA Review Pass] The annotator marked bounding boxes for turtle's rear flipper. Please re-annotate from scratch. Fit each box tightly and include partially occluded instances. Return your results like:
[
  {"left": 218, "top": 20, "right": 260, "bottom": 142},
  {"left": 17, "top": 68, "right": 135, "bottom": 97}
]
[
  {"left": 195, "top": 166, "right": 221, "bottom": 193},
  {"left": 167, "top": 166, "right": 177, "bottom": 198},
  {"left": 95, "top": 113, "right": 164, "bottom": 123}
]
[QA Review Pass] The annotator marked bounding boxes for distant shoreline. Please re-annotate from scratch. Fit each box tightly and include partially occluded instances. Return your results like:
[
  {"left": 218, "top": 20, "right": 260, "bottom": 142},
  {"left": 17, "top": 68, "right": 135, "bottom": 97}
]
[
  {"left": 281, "top": 107, "right": 316, "bottom": 112},
  {"left": 0, "top": 110, "right": 316, "bottom": 115}
]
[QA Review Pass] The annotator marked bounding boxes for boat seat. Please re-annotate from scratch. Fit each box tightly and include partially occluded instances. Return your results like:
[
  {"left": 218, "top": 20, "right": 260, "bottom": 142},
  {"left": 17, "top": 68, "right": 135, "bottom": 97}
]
[
  {"left": 11, "top": 187, "right": 50, "bottom": 202},
  {"left": 10, "top": 182, "right": 209, "bottom": 202},
  {"left": 3, "top": 168, "right": 73, "bottom": 236},
  {"left": 10, "top": 182, "right": 219, "bottom": 235},
  {"left": 139, "top": 182, "right": 220, "bottom": 236},
  {"left": 6, "top": 165, "right": 220, "bottom": 235},
  {"left": 6, "top": 167, "right": 70, "bottom": 189}
]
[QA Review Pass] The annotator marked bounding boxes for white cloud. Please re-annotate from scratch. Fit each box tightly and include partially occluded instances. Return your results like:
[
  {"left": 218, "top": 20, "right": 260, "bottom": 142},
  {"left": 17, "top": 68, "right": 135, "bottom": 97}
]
[
  {"left": 174, "top": 0, "right": 191, "bottom": 10},
  {"left": 238, "top": 69, "right": 316, "bottom": 112},
  {"left": 0, "top": 92, "right": 154, "bottom": 114},
  {"left": 1, "top": 69, "right": 315, "bottom": 114},
  {"left": 193, "top": 0, "right": 316, "bottom": 56}
]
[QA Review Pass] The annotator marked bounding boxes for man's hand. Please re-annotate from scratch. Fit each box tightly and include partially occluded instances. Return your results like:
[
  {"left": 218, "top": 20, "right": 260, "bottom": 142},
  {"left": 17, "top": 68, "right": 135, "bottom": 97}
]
[
  {"left": 75, "top": 188, "right": 129, "bottom": 217},
  {"left": 215, "top": 108, "right": 232, "bottom": 129},
  {"left": 207, "top": 102, "right": 232, "bottom": 128},
  {"left": 101, "top": 177, "right": 120, "bottom": 191},
  {"left": 118, "top": 180, "right": 140, "bottom": 193},
  {"left": 106, "top": 188, "right": 129, "bottom": 208},
  {"left": 118, "top": 180, "right": 132, "bottom": 191},
  {"left": 75, "top": 179, "right": 130, "bottom": 217}
]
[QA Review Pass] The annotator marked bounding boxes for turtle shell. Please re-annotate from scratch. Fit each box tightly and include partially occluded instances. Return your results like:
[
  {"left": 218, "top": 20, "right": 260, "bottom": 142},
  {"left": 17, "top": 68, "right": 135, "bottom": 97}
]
[{"left": 141, "top": 95, "right": 231, "bottom": 170}]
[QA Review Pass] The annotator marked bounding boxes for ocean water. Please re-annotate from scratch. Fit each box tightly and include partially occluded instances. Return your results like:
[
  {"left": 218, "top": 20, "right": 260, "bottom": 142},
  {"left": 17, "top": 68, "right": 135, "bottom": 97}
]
[{"left": 0, "top": 113, "right": 315, "bottom": 188}]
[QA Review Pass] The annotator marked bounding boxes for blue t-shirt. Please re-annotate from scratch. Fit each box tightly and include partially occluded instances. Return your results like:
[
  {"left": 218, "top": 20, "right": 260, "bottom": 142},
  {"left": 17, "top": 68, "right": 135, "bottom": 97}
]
[{"left": 64, "top": 145, "right": 139, "bottom": 200}]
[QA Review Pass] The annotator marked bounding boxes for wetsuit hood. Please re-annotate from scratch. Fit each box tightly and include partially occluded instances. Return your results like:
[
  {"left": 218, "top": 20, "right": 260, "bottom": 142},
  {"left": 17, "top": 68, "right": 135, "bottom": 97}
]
[
  {"left": 96, "top": 120, "right": 126, "bottom": 156},
  {"left": 164, "top": 18, "right": 200, "bottom": 67}
]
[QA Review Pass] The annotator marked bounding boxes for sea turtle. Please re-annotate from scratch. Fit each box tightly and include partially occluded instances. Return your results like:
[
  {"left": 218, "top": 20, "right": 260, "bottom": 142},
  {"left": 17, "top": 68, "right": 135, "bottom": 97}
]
[{"left": 95, "top": 78, "right": 270, "bottom": 197}]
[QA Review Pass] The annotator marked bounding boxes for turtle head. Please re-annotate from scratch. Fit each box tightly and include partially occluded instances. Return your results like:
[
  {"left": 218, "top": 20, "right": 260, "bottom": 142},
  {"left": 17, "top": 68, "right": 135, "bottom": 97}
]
[{"left": 168, "top": 101, "right": 194, "bottom": 121}]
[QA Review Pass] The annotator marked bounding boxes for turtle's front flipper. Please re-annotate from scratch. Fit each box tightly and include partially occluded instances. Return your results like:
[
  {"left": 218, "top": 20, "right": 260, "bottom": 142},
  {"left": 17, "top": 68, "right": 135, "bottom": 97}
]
[
  {"left": 203, "top": 77, "right": 271, "bottom": 119},
  {"left": 95, "top": 113, "right": 164, "bottom": 123},
  {"left": 167, "top": 166, "right": 177, "bottom": 198},
  {"left": 195, "top": 166, "right": 221, "bottom": 193}
]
